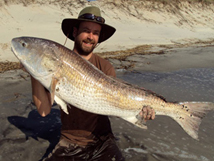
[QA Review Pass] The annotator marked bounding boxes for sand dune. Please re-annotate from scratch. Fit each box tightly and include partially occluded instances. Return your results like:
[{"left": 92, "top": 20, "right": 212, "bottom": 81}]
[{"left": 0, "top": 0, "right": 214, "bottom": 62}]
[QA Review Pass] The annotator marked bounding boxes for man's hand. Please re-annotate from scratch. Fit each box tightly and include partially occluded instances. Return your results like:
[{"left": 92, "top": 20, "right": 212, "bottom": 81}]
[{"left": 140, "top": 106, "right": 155, "bottom": 121}]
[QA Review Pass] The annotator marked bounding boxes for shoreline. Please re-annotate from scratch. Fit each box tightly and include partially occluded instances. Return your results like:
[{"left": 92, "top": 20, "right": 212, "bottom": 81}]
[
  {"left": 2, "top": 39, "right": 214, "bottom": 73},
  {"left": 95, "top": 38, "right": 214, "bottom": 59}
]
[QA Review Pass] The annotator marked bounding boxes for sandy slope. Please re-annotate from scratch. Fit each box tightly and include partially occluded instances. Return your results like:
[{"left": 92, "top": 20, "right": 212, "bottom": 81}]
[{"left": 0, "top": 0, "right": 214, "bottom": 62}]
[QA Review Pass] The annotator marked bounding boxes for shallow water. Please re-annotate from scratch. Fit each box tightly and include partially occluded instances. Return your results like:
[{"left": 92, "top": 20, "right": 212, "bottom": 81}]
[
  {"left": 112, "top": 68, "right": 214, "bottom": 161},
  {"left": 117, "top": 68, "right": 214, "bottom": 102}
]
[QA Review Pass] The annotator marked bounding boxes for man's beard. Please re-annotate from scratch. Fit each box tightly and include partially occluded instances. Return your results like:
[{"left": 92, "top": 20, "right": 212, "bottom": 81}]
[{"left": 74, "top": 38, "right": 96, "bottom": 56}]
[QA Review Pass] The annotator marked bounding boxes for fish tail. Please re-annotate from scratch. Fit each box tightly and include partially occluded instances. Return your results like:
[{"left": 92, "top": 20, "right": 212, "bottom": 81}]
[{"left": 175, "top": 102, "right": 214, "bottom": 140}]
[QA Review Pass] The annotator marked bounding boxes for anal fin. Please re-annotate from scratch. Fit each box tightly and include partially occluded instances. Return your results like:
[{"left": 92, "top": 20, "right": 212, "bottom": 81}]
[{"left": 122, "top": 115, "right": 147, "bottom": 129}]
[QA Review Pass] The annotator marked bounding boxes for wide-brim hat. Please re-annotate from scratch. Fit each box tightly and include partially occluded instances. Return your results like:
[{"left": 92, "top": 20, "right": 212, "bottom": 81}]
[{"left": 62, "top": 6, "right": 116, "bottom": 43}]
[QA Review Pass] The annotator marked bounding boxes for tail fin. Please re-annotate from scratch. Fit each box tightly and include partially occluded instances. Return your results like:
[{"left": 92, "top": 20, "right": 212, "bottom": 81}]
[{"left": 175, "top": 102, "right": 214, "bottom": 140}]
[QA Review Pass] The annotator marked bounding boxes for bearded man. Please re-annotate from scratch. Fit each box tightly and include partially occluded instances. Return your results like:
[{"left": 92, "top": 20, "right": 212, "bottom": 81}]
[{"left": 30, "top": 6, "right": 155, "bottom": 161}]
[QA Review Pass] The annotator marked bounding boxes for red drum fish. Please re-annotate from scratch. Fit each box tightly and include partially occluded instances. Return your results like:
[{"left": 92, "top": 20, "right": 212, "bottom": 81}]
[{"left": 11, "top": 37, "right": 214, "bottom": 140}]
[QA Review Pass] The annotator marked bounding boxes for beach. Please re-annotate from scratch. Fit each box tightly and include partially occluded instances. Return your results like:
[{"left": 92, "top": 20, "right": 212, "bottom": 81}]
[
  {"left": 1, "top": 0, "right": 214, "bottom": 62},
  {"left": 0, "top": 0, "right": 214, "bottom": 160}
]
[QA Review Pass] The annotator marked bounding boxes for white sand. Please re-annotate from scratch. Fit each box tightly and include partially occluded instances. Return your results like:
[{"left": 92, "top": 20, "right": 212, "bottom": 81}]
[{"left": 0, "top": 1, "right": 214, "bottom": 62}]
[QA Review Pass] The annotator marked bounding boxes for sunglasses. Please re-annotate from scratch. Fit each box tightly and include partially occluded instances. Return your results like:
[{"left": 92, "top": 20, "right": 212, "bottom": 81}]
[{"left": 79, "top": 13, "right": 105, "bottom": 24}]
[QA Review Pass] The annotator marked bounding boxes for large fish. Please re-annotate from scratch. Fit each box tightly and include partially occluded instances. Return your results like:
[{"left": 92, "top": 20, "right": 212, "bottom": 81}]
[{"left": 11, "top": 37, "right": 214, "bottom": 140}]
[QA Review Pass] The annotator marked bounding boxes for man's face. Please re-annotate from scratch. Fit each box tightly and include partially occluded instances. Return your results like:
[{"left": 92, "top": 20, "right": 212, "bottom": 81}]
[{"left": 73, "top": 21, "right": 101, "bottom": 56}]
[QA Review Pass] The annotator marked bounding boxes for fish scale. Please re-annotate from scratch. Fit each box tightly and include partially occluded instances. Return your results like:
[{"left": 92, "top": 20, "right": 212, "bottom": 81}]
[{"left": 11, "top": 36, "right": 214, "bottom": 140}]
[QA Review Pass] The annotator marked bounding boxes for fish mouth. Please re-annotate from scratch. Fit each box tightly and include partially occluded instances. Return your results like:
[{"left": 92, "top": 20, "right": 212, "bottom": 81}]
[
  {"left": 11, "top": 38, "right": 55, "bottom": 79},
  {"left": 11, "top": 38, "right": 27, "bottom": 60},
  {"left": 11, "top": 38, "right": 19, "bottom": 57},
  {"left": 11, "top": 46, "right": 19, "bottom": 60},
  {"left": 11, "top": 41, "right": 27, "bottom": 65}
]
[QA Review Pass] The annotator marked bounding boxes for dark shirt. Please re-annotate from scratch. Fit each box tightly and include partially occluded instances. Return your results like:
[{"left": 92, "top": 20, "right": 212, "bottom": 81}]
[{"left": 60, "top": 54, "right": 116, "bottom": 146}]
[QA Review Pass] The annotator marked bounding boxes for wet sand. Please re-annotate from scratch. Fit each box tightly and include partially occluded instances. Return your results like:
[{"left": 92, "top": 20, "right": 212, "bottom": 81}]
[
  {"left": 0, "top": 45, "right": 214, "bottom": 161},
  {"left": 0, "top": 70, "right": 61, "bottom": 160}
]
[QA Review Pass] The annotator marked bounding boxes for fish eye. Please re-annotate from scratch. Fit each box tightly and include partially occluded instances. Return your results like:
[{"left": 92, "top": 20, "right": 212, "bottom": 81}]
[{"left": 21, "top": 42, "right": 27, "bottom": 47}]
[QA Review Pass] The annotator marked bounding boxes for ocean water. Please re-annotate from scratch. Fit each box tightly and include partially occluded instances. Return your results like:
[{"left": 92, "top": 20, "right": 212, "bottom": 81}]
[
  {"left": 113, "top": 68, "right": 214, "bottom": 161},
  {"left": 117, "top": 68, "right": 214, "bottom": 102}
]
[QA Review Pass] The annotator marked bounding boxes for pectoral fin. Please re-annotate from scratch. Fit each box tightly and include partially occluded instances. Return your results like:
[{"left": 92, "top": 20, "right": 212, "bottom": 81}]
[
  {"left": 54, "top": 96, "right": 69, "bottom": 114},
  {"left": 50, "top": 77, "right": 59, "bottom": 105},
  {"left": 49, "top": 76, "right": 69, "bottom": 114}
]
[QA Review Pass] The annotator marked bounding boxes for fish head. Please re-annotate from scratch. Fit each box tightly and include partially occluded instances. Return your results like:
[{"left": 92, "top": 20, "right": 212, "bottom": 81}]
[{"left": 11, "top": 37, "right": 61, "bottom": 79}]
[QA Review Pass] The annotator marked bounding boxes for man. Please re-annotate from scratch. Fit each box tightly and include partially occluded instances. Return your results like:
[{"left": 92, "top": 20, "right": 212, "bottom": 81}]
[{"left": 30, "top": 6, "right": 155, "bottom": 161}]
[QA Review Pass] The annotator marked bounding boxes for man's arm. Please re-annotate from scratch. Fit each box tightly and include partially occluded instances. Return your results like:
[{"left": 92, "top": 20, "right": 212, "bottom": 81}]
[{"left": 31, "top": 76, "right": 52, "bottom": 117}]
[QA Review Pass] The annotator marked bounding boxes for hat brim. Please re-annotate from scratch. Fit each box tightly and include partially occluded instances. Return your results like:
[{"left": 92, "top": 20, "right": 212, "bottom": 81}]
[{"left": 62, "top": 18, "right": 116, "bottom": 43}]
